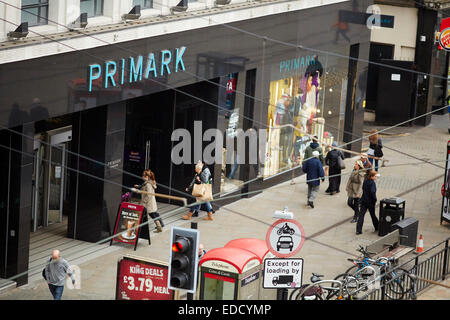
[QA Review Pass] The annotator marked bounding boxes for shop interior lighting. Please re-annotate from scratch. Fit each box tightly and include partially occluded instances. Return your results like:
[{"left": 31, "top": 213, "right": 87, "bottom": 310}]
[
  {"left": 170, "top": 0, "right": 188, "bottom": 14},
  {"left": 122, "top": 5, "right": 141, "bottom": 20},
  {"left": 7, "top": 22, "right": 28, "bottom": 40},
  {"left": 69, "top": 13, "right": 88, "bottom": 30}
]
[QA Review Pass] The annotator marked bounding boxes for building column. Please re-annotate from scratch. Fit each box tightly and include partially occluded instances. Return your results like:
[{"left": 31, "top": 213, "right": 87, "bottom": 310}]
[
  {"left": 68, "top": 102, "right": 126, "bottom": 242},
  {"left": 414, "top": 7, "right": 438, "bottom": 126},
  {"left": 0, "top": 124, "right": 33, "bottom": 286}
]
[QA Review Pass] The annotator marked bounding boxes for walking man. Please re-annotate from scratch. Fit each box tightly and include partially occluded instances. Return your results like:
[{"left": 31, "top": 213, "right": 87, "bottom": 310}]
[
  {"left": 44, "top": 250, "right": 76, "bottom": 300},
  {"left": 302, "top": 150, "right": 325, "bottom": 208}
]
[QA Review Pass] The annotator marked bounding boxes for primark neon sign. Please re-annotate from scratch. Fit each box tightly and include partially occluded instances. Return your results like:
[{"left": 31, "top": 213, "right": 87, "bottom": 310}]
[{"left": 87, "top": 46, "right": 187, "bottom": 92}]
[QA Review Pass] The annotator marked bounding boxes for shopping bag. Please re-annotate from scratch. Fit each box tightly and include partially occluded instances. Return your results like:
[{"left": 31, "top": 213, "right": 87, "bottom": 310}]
[
  {"left": 192, "top": 183, "right": 205, "bottom": 197},
  {"left": 197, "top": 184, "right": 213, "bottom": 202}
]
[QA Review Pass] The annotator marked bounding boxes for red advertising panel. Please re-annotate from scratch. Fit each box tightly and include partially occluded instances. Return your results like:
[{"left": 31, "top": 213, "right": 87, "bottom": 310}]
[
  {"left": 439, "top": 18, "right": 450, "bottom": 51},
  {"left": 113, "top": 202, "right": 145, "bottom": 245},
  {"left": 116, "top": 256, "right": 174, "bottom": 300}
]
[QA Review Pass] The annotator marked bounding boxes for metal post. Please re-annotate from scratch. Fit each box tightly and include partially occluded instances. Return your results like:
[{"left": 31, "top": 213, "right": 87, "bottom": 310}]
[
  {"left": 276, "top": 288, "right": 288, "bottom": 300},
  {"left": 443, "top": 240, "right": 449, "bottom": 281},
  {"left": 187, "top": 222, "right": 198, "bottom": 301}
]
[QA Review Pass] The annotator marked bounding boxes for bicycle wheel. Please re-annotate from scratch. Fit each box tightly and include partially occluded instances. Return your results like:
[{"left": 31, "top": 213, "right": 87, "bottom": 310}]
[
  {"left": 395, "top": 268, "right": 417, "bottom": 300},
  {"left": 328, "top": 273, "right": 349, "bottom": 299},
  {"left": 344, "top": 264, "right": 358, "bottom": 275},
  {"left": 384, "top": 274, "right": 405, "bottom": 300}
]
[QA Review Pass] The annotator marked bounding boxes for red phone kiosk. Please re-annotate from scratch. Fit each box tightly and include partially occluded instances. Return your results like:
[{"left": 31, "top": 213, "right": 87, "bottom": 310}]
[
  {"left": 199, "top": 247, "right": 261, "bottom": 300},
  {"left": 224, "top": 238, "right": 277, "bottom": 300}
]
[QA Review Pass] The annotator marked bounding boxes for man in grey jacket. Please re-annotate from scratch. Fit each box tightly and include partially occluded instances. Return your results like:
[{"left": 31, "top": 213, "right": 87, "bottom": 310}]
[{"left": 44, "top": 250, "right": 76, "bottom": 300}]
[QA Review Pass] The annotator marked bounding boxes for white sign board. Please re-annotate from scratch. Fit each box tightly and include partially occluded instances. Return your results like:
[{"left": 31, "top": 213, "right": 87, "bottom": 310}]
[
  {"left": 263, "top": 258, "right": 303, "bottom": 289},
  {"left": 391, "top": 74, "right": 401, "bottom": 81}
]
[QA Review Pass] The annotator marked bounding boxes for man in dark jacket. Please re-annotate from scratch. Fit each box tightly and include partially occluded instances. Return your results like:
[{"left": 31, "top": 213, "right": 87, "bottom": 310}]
[
  {"left": 356, "top": 170, "right": 379, "bottom": 235},
  {"left": 303, "top": 136, "right": 324, "bottom": 164},
  {"left": 302, "top": 151, "right": 325, "bottom": 208},
  {"left": 325, "top": 142, "right": 345, "bottom": 195}
]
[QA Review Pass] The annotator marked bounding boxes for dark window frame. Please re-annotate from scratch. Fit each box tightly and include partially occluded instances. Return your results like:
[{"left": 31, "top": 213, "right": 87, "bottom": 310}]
[{"left": 21, "top": 0, "right": 49, "bottom": 27}]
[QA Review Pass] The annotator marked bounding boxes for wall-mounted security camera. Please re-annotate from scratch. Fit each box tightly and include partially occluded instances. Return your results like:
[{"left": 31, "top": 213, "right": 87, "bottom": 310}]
[
  {"left": 68, "top": 13, "right": 88, "bottom": 31},
  {"left": 122, "top": 5, "right": 141, "bottom": 21},
  {"left": 170, "top": 0, "right": 188, "bottom": 14},
  {"left": 7, "top": 23, "right": 28, "bottom": 40},
  {"left": 215, "top": 0, "right": 232, "bottom": 5}
]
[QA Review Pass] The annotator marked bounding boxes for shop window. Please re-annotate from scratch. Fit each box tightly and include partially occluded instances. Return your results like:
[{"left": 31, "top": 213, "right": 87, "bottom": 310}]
[
  {"left": 80, "top": 0, "right": 104, "bottom": 18},
  {"left": 264, "top": 55, "right": 336, "bottom": 178},
  {"left": 21, "top": 0, "right": 49, "bottom": 27},
  {"left": 133, "top": 0, "right": 153, "bottom": 9},
  {"left": 220, "top": 73, "right": 247, "bottom": 194}
]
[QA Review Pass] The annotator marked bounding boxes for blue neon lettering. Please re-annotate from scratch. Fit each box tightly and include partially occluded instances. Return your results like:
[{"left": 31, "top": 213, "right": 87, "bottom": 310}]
[
  {"left": 175, "top": 47, "right": 186, "bottom": 72},
  {"left": 105, "top": 61, "right": 117, "bottom": 89},
  {"left": 161, "top": 50, "right": 172, "bottom": 76},
  {"left": 145, "top": 53, "right": 157, "bottom": 78},
  {"left": 129, "top": 56, "right": 143, "bottom": 83},
  {"left": 88, "top": 64, "right": 101, "bottom": 92},
  {"left": 121, "top": 58, "right": 125, "bottom": 85}
]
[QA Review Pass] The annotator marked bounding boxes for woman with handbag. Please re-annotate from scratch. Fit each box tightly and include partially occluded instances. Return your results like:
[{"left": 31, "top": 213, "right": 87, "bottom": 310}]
[
  {"left": 324, "top": 142, "right": 345, "bottom": 195},
  {"left": 368, "top": 129, "right": 383, "bottom": 171},
  {"left": 346, "top": 160, "right": 365, "bottom": 223},
  {"left": 182, "top": 161, "right": 214, "bottom": 221},
  {"left": 132, "top": 169, "right": 164, "bottom": 232}
]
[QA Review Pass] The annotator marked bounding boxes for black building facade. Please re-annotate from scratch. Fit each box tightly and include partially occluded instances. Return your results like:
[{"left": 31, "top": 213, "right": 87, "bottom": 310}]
[{"left": 0, "top": 1, "right": 373, "bottom": 285}]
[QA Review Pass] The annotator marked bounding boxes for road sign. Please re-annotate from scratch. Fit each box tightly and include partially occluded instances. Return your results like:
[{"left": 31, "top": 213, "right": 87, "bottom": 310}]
[
  {"left": 265, "top": 219, "right": 305, "bottom": 258},
  {"left": 263, "top": 258, "right": 303, "bottom": 289}
]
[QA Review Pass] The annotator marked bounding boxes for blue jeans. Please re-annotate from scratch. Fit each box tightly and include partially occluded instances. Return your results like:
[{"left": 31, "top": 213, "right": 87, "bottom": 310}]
[
  {"left": 191, "top": 201, "right": 213, "bottom": 213},
  {"left": 368, "top": 157, "right": 379, "bottom": 171},
  {"left": 48, "top": 284, "right": 64, "bottom": 300}
]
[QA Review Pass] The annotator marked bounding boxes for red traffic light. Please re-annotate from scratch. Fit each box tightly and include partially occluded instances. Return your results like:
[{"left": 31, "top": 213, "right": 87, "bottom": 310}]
[{"left": 172, "top": 237, "right": 190, "bottom": 253}]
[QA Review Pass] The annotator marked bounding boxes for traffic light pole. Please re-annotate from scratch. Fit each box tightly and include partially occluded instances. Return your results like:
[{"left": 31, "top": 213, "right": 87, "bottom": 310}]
[{"left": 187, "top": 222, "right": 197, "bottom": 301}]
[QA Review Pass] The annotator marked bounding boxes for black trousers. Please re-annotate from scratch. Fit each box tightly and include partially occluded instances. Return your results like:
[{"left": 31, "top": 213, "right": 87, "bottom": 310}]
[
  {"left": 347, "top": 197, "right": 360, "bottom": 219},
  {"left": 356, "top": 203, "right": 379, "bottom": 233}
]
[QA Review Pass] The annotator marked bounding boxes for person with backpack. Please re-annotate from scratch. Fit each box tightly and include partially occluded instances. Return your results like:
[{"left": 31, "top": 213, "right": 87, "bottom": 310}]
[
  {"left": 325, "top": 141, "right": 345, "bottom": 195},
  {"left": 132, "top": 169, "right": 164, "bottom": 233},
  {"left": 183, "top": 161, "right": 214, "bottom": 221},
  {"left": 303, "top": 136, "right": 324, "bottom": 164},
  {"left": 302, "top": 151, "right": 325, "bottom": 208},
  {"left": 356, "top": 170, "right": 380, "bottom": 235}
]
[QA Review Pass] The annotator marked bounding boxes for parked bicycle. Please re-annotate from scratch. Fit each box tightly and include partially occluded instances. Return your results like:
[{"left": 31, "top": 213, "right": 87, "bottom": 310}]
[{"left": 289, "top": 273, "right": 345, "bottom": 300}]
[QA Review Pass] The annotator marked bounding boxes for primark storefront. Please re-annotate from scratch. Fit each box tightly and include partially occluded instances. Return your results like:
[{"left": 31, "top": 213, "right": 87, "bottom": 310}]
[{"left": 0, "top": 1, "right": 372, "bottom": 285}]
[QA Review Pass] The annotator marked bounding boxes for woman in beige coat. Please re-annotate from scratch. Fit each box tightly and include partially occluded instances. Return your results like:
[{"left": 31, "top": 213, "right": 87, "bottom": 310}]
[
  {"left": 346, "top": 160, "right": 365, "bottom": 223},
  {"left": 133, "top": 170, "right": 163, "bottom": 232}
]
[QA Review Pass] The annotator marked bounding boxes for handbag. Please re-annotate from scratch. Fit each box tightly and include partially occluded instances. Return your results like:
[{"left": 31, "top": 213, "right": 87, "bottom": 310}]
[
  {"left": 338, "top": 156, "right": 346, "bottom": 170},
  {"left": 42, "top": 268, "right": 47, "bottom": 280}
]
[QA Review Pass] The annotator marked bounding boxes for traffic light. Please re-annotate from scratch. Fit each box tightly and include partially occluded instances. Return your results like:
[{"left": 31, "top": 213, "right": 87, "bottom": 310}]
[{"left": 168, "top": 227, "right": 199, "bottom": 293}]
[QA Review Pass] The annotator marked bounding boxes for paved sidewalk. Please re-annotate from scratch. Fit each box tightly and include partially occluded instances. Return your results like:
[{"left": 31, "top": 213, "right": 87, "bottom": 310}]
[{"left": 1, "top": 114, "right": 450, "bottom": 300}]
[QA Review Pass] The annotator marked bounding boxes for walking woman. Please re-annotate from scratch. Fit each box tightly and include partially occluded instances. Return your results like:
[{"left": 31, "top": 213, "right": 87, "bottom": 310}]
[
  {"left": 133, "top": 169, "right": 164, "bottom": 233},
  {"left": 325, "top": 141, "right": 345, "bottom": 195},
  {"left": 368, "top": 129, "right": 383, "bottom": 171},
  {"left": 346, "top": 160, "right": 365, "bottom": 223},
  {"left": 356, "top": 170, "right": 379, "bottom": 235},
  {"left": 183, "top": 161, "right": 214, "bottom": 221}
]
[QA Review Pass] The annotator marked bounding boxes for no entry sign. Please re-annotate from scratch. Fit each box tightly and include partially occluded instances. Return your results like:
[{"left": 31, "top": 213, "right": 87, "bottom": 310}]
[{"left": 265, "top": 219, "right": 305, "bottom": 258}]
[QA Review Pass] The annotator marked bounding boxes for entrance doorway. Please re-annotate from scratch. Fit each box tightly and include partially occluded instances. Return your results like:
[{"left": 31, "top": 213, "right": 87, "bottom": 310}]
[{"left": 31, "top": 126, "right": 72, "bottom": 232}]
